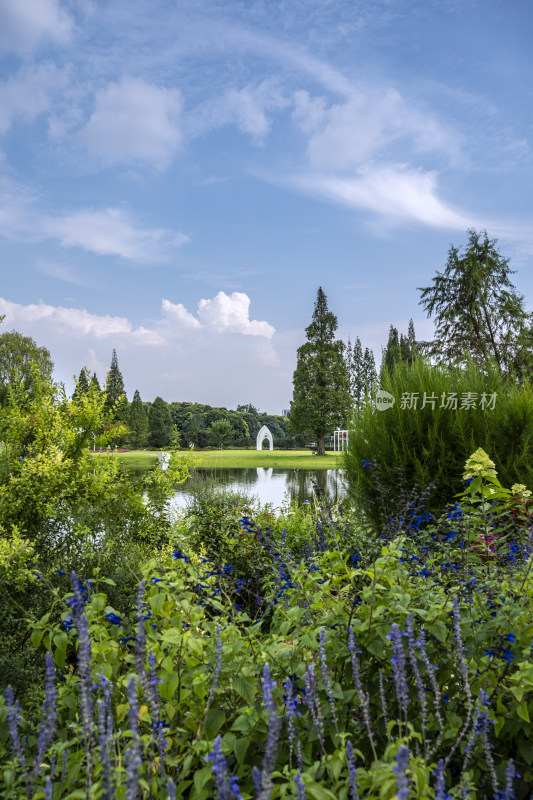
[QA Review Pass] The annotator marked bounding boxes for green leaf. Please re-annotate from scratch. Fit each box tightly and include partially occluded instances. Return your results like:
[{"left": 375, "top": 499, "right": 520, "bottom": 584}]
[
  {"left": 205, "top": 708, "right": 225, "bottom": 738},
  {"left": 193, "top": 768, "right": 212, "bottom": 793},
  {"left": 233, "top": 676, "right": 256, "bottom": 705},
  {"left": 231, "top": 714, "right": 252, "bottom": 733},
  {"left": 306, "top": 784, "right": 337, "bottom": 800},
  {"left": 160, "top": 670, "right": 180, "bottom": 701},
  {"left": 234, "top": 737, "right": 249, "bottom": 766},
  {"left": 31, "top": 628, "right": 44, "bottom": 648},
  {"left": 517, "top": 702, "right": 530, "bottom": 723},
  {"left": 149, "top": 592, "right": 167, "bottom": 612},
  {"left": 162, "top": 628, "right": 183, "bottom": 645}
]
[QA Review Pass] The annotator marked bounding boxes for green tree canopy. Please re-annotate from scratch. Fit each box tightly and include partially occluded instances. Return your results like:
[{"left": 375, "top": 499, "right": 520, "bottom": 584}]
[
  {"left": 208, "top": 418, "right": 234, "bottom": 448},
  {"left": 418, "top": 229, "right": 529, "bottom": 373},
  {"left": 129, "top": 389, "right": 149, "bottom": 448},
  {"left": 290, "top": 287, "right": 352, "bottom": 455},
  {"left": 0, "top": 330, "right": 54, "bottom": 405},
  {"left": 149, "top": 397, "right": 173, "bottom": 447}
]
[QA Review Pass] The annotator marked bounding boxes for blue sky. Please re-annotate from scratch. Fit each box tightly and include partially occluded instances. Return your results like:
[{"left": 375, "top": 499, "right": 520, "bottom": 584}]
[{"left": 0, "top": 0, "right": 532, "bottom": 412}]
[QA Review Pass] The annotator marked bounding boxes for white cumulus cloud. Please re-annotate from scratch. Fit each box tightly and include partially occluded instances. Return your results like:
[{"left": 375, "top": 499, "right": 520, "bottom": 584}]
[
  {"left": 0, "top": 297, "right": 166, "bottom": 344},
  {"left": 162, "top": 292, "right": 276, "bottom": 338},
  {"left": 79, "top": 77, "right": 183, "bottom": 168},
  {"left": 0, "top": 0, "right": 73, "bottom": 55},
  {"left": 0, "top": 294, "right": 284, "bottom": 409}
]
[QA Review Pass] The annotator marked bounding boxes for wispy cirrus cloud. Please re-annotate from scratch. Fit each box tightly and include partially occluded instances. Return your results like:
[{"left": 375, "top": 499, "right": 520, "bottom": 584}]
[
  {"left": 0, "top": 176, "right": 189, "bottom": 262},
  {"left": 288, "top": 164, "right": 473, "bottom": 229},
  {"left": 42, "top": 207, "right": 190, "bottom": 261}
]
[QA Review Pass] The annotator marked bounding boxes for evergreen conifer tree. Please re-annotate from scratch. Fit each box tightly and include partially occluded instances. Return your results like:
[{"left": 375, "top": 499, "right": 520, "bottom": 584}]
[
  {"left": 105, "top": 349, "right": 128, "bottom": 421},
  {"left": 90, "top": 372, "right": 102, "bottom": 393},
  {"left": 363, "top": 347, "right": 377, "bottom": 396},
  {"left": 72, "top": 367, "right": 90, "bottom": 401},
  {"left": 149, "top": 397, "right": 173, "bottom": 447},
  {"left": 129, "top": 389, "right": 149, "bottom": 448},
  {"left": 290, "top": 287, "right": 352, "bottom": 455}
]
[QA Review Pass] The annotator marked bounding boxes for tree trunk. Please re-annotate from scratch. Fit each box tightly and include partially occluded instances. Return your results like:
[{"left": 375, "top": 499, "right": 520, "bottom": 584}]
[{"left": 317, "top": 432, "right": 326, "bottom": 456}]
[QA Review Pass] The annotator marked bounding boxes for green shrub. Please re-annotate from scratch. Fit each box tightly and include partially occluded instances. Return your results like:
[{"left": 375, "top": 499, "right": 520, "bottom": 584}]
[{"left": 344, "top": 357, "right": 533, "bottom": 527}]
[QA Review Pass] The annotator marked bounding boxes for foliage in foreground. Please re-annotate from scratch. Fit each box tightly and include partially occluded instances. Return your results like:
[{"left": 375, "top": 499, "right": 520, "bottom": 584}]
[
  {"left": 2, "top": 452, "right": 533, "bottom": 798},
  {"left": 344, "top": 356, "right": 533, "bottom": 527}
]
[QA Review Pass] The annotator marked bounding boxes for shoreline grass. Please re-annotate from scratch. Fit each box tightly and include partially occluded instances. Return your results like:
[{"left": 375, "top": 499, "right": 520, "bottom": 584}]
[{"left": 90, "top": 448, "right": 343, "bottom": 470}]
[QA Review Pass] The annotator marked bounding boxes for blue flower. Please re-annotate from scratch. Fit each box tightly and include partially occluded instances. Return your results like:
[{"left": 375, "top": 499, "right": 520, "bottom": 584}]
[
  {"left": 105, "top": 612, "right": 122, "bottom": 626},
  {"left": 55, "top": 570, "right": 67, "bottom": 575},
  {"left": 360, "top": 460, "right": 372, "bottom": 467}
]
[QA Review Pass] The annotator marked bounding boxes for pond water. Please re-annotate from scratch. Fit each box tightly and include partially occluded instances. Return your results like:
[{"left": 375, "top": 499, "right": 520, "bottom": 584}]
[{"left": 169, "top": 468, "right": 346, "bottom": 510}]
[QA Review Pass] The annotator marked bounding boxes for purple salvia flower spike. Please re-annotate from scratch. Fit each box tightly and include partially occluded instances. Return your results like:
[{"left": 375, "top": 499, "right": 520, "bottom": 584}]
[
  {"left": 97, "top": 697, "right": 113, "bottom": 800},
  {"left": 32, "top": 652, "right": 58, "bottom": 793},
  {"left": 348, "top": 627, "right": 376, "bottom": 759},
  {"left": 44, "top": 775, "right": 53, "bottom": 800},
  {"left": 284, "top": 677, "right": 296, "bottom": 765},
  {"left": 434, "top": 759, "right": 446, "bottom": 800},
  {"left": 294, "top": 773, "right": 307, "bottom": 800},
  {"left": 393, "top": 745, "right": 410, "bottom": 800},
  {"left": 256, "top": 663, "right": 281, "bottom": 800},
  {"left": 167, "top": 777, "right": 177, "bottom": 799},
  {"left": 406, "top": 613, "right": 427, "bottom": 755},
  {"left": 70, "top": 572, "right": 94, "bottom": 757},
  {"left": 346, "top": 740, "right": 359, "bottom": 800},
  {"left": 147, "top": 650, "right": 166, "bottom": 774},
  {"left": 5, "top": 685, "right": 30, "bottom": 798},
  {"left": 389, "top": 623, "right": 409, "bottom": 724},
  {"left": 125, "top": 677, "right": 142, "bottom": 800},
  {"left": 304, "top": 663, "right": 324, "bottom": 754},
  {"left": 207, "top": 735, "right": 243, "bottom": 800},
  {"left": 296, "top": 741, "right": 303, "bottom": 773},
  {"left": 378, "top": 669, "right": 389, "bottom": 730},
  {"left": 319, "top": 628, "right": 339, "bottom": 733},
  {"left": 479, "top": 691, "right": 499, "bottom": 797},
  {"left": 504, "top": 759, "right": 516, "bottom": 800},
  {"left": 417, "top": 629, "right": 444, "bottom": 760}
]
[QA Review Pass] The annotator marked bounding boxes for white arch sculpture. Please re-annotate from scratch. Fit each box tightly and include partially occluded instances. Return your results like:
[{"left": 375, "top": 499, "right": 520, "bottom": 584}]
[{"left": 256, "top": 425, "right": 273, "bottom": 451}]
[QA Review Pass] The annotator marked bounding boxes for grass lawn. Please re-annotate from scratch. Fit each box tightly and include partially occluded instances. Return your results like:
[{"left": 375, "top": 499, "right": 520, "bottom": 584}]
[{"left": 91, "top": 449, "right": 343, "bottom": 470}]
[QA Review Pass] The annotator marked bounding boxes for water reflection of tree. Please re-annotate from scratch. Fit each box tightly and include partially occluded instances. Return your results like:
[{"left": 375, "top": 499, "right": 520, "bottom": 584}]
[{"left": 284, "top": 469, "right": 339, "bottom": 505}]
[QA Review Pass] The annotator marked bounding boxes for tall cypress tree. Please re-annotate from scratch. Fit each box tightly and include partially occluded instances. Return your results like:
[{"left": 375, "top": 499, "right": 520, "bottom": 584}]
[
  {"left": 72, "top": 367, "right": 90, "bottom": 401},
  {"left": 290, "top": 287, "right": 352, "bottom": 455},
  {"left": 381, "top": 325, "right": 401, "bottom": 377},
  {"left": 129, "top": 389, "right": 149, "bottom": 448},
  {"left": 363, "top": 347, "right": 377, "bottom": 396},
  {"left": 105, "top": 349, "right": 128, "bottom": 421}
]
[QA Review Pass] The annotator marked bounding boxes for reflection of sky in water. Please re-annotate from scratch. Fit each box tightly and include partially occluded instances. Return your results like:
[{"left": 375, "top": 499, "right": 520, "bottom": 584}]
[{"left": 170, "top": 469, "right": 345, "bottom": 511}]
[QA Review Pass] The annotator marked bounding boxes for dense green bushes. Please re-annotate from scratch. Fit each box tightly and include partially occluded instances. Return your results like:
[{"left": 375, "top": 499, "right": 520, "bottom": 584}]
[
  {"left": 2, "top": 451, "right": 533, "bottom": 797},
  {"left": 344, "top": 357, "right": 533, "bottom": 527}
]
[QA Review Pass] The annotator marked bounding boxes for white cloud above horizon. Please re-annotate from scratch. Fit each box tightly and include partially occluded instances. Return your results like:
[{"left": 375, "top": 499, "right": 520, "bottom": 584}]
[
  {"left": 79, "top": 77, "right": 183, "bottom": 168},
  {"left": 0, "top": 176, "right": 189, "bottom": 261},
  {"left": 0, "top": 292, "right": 281, "bottom": 406}
]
